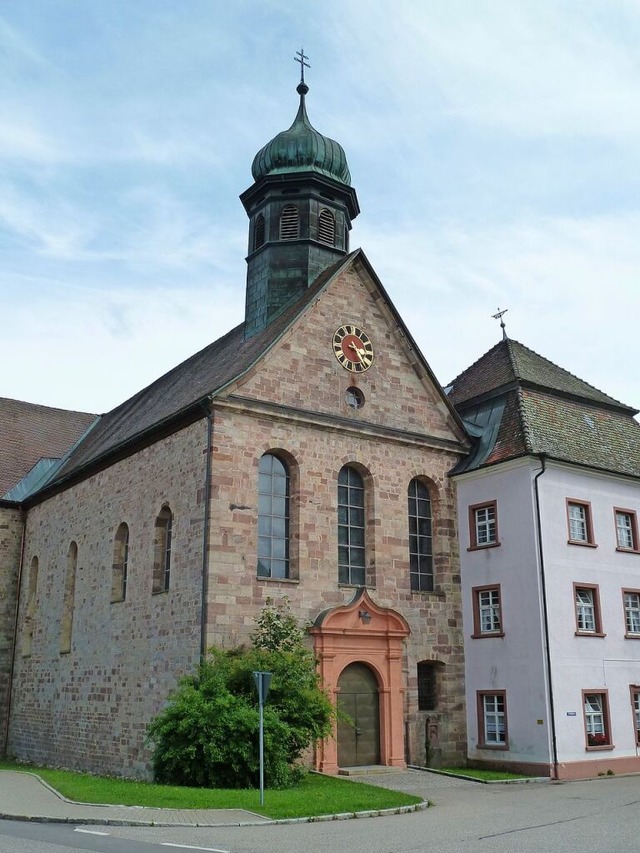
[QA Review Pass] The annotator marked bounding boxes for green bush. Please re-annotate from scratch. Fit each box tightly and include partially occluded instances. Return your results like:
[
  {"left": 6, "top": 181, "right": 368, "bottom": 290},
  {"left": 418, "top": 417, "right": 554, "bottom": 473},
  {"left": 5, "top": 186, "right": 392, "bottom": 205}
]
[{"left": 148, "top": 600, "right": 334, "bottom": 789}]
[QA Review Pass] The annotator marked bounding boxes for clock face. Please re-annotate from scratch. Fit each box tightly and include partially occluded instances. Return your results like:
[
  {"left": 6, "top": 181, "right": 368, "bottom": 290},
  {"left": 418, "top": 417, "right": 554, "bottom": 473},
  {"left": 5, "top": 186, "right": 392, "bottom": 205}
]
[{"left": 333, "top": 324, "right": 374, "bottom": 372}]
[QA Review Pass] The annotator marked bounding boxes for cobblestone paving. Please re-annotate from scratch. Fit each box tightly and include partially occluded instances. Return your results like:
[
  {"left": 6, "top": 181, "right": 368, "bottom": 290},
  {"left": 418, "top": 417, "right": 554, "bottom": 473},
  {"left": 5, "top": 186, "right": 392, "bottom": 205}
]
[{"left": 348, "top": 768, "right": 478, "bottom": 797}]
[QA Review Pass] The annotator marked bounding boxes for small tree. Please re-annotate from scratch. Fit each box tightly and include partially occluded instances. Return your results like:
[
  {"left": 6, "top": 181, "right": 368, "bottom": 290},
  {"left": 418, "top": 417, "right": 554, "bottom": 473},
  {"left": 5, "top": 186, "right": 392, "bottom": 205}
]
[{"left": 147, "top": 599, "right": 334, "bottom": 788}]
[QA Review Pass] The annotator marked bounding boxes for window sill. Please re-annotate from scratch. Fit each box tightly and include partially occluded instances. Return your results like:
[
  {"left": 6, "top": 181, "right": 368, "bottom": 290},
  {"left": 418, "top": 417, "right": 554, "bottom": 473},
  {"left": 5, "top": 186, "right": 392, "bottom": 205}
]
[
  {"left": 574, "top": 631, "right": 606, "bottom": 638},
  {"left": 567, "top": 540, "right": 598, "bottom": 548},
  {"left": 152, "top": 588, "right": 169, "bottom": 596},
  {"left": 476, "top": 742, "right": 508, "bottom": 751},
  {"left": 257, "top": 576, "right": 299, "bottom": 584},
  {"left": 616, "top": 547, "right": 640, "bottom": 555},
  {"left": 467, "top": 542, "right": 501, "bottom": 552},
  {"left": 411, "top": 588, "right": 445, "bottom": 598},
  {"left": 624, "top": 633, "right": 640, "bottom": 640},
  {"left": 585, "top": 743, "right": 614, "bottom": 751},
  {"left": 472, "top": 632, "right": 505, "bottom": 639}
]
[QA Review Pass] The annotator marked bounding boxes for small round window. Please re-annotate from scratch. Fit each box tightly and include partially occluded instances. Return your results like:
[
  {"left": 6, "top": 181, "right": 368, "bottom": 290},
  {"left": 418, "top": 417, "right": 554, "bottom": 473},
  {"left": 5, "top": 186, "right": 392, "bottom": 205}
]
[{"left": 346, "top": 386, "right": 365, "bottom": 409}]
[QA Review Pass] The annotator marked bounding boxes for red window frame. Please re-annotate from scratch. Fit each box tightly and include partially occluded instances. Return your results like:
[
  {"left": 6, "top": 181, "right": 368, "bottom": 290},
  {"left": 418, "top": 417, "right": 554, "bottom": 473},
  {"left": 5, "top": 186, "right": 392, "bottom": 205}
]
[
  {"left": 566, "top": 499, "right": 597, "bottom": 547},
  {"left": 468, "top": 500, "right": 499, "bottom": 550},
  {"left": 471, "top": 584, "right": 504, "bottom": 638},
  {"left": 477, "top": 690, "right": 508, "bottom": 750},
  {"left": 582, "top": 690, "right": 613, "bottom": 750},
  {"left": 574, "top": 583, "right": 605, "bottom": 637},
  {"left": 614, "top": 508, "right": 639, "bottom": 553}
]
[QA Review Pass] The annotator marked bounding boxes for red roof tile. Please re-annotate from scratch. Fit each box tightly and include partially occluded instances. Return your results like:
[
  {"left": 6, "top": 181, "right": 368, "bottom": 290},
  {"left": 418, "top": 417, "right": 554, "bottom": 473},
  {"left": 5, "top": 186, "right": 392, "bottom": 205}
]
[{"left": 0, "top": 397, "right": 96, "bottom": 496}]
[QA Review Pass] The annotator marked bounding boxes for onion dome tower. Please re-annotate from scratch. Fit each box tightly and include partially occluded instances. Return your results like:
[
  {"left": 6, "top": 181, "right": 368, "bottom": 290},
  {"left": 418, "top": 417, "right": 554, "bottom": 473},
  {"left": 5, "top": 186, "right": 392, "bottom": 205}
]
[{"left": 241, "top": 54, "right": 360, "bottom": 338}]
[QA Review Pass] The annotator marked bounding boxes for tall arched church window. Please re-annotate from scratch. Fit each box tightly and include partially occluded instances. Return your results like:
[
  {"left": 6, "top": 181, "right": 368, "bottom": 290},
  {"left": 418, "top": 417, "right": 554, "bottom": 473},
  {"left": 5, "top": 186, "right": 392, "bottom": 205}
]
[
  {"left": 60, "top": 541, "right": 78, "bottom": 653},
  {"left": 338, "top": 465, "right": 366, "bottom": 585},
  {"left": 257, "top": 453, "right": 290, "bottom": 579},
  {"left": 253, "top": 213, "right": 266, "bottom": 250},
  {"left": 112, "top": 522, "right": 130, "bottom": 603},
  {"left": 279, "top": 205, "right": 299, "bottom": 240},
  {"left": 153, "top": 506, "right": 173, "bottom": 593},
  {"left": 23, "top": 556, "right": 39, "bottom": 656},
  {"left": 408, "top": 479, "right": 433, "bottom": 591},
  {"left": 318, "top": 208, "right": 336, "bottom": 245}
]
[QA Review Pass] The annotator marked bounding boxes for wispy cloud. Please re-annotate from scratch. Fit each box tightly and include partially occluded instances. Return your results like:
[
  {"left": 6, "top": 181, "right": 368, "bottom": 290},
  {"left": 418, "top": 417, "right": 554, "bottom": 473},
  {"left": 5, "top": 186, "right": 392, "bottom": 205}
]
[{"left": 1, "top": 1, "right": 638, "bottom": 416}]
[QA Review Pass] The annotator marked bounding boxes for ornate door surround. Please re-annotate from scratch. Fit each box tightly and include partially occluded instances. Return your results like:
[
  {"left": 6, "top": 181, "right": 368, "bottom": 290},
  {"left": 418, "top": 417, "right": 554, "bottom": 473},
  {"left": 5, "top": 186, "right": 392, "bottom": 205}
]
[{"left": 310, "top": 588, "right": 410, "bottom": 774}]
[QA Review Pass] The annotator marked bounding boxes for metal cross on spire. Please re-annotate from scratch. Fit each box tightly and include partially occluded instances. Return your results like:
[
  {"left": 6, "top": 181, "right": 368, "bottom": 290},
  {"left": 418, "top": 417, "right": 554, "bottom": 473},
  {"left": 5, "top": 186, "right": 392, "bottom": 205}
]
[
  {"left": 491, "top": 307, "right": 509, "bottom": 341},
  {"left": 295, "top": 48, "right": 310, "bottom": 85}
]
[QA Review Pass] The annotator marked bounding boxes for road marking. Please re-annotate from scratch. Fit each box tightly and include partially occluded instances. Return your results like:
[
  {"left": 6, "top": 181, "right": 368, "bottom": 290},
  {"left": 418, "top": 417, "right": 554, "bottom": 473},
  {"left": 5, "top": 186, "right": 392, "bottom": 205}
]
[
  {"left": 74, "top": 828, "right": 110, "bottom": 836},
  {"left": 161, "top": 845, "right": 230, "bottom": 852}
]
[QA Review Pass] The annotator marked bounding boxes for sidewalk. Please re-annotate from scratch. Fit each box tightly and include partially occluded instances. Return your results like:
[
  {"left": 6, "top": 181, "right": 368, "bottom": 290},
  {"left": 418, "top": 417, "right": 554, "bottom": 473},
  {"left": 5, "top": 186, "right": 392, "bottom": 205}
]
[
  {"left": 0, "top": 767, "right": 473, "bottom": 827},
  {"left": 0, "top": 770, "right": 270, "bottom": 827}
]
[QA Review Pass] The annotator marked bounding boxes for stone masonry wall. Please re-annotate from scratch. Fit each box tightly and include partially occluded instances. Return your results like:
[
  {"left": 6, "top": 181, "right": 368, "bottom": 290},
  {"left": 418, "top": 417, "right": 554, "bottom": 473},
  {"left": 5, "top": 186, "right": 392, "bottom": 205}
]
[
  {"left": 0, "top": 504, "right": 22, "bottom": 757},
  {"left": 205, "top": 406, "right": 466, "bottom": 766},
  {"left": 204, "top": 262, "right": 468, "bottom": 767},
  {"left": 8, "top": 420, "right": 208, "bottom": 778}
]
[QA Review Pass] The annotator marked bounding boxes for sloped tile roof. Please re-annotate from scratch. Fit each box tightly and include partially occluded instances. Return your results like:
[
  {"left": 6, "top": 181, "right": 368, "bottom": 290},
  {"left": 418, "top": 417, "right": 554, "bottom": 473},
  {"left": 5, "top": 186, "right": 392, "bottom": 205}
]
[
  {"left": 40, "top": 255, "right": 358, "bottom": 491},
  {"left": 0, "top": 397, "right": 96, "bottom": 497},
  {"left": 452, "top": 339, "right": 640, "bottom": 478},
  {"left": 519, "top": 389, "right": 640, "bottom": 478},
  {"left": 448, "top": 338, "right": 633, "bottom": 412}
]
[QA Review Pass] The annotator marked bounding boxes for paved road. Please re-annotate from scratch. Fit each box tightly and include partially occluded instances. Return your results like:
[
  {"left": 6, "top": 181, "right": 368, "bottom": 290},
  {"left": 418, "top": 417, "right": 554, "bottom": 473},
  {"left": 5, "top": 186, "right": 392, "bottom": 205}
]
[
  {"left": 103, "top": 775, "right": 640, "bottom": 853},
  {"left": 2, "top": 769, "right": 640, "bottom": 852}
]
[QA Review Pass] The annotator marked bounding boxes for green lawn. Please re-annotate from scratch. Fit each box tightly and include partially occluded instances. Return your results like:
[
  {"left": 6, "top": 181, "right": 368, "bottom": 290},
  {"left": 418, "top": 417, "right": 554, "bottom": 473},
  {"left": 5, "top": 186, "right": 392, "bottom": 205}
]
[{"left": 0, "top": 762, "right": 422, "bottom": 819}]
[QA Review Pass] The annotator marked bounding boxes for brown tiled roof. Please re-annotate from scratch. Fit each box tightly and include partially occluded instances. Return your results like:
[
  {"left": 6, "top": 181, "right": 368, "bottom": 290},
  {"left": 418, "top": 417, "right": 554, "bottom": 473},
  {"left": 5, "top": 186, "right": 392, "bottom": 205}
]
[
  {"left": 43, "top": 254, "right": 358, "bottom": 490},
  {"left": 0, "top": 397, "right": 96, "bottom": 496},
  {"left": 519, "top": 389, "right": 640, "bottom": 478},
  {"left": 453, "top": 339, "right": 640, "bottom": 478},
  {"left": 448, "top": 338, "right": 633, "bottom": 412},
  {"left": 34, "top": 248, "right": 466, "bottom": 498}
]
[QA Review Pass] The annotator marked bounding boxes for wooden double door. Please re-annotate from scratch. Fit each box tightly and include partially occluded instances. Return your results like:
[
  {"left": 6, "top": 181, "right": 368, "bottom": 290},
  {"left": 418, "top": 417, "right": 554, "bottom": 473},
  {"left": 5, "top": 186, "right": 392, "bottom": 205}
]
[{"left": 337, "top": 663, "right": 380, "bottom": 767}]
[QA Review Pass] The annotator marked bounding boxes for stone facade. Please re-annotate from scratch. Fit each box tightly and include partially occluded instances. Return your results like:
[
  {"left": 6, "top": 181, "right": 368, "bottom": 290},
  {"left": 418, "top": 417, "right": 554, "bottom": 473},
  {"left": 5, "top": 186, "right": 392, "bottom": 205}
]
[
  {"left": 202, "top": 258, "right": 467, "bottom": 769},
  {"left": 7, "top": 423, "right": 206, "bottom": 777},
  {"left": 0, "top": 503, "right": 22, "bottom": 756},
  {"left": 5, "top": 254, "right": 468, "bottom": 777}
]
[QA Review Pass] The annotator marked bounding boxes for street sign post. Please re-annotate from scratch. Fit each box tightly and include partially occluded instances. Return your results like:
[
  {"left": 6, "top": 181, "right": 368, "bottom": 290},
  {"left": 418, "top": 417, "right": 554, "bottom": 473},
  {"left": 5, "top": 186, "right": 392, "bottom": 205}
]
[{"left": 253, "top": 671, "right": 272, "bottom": 805}]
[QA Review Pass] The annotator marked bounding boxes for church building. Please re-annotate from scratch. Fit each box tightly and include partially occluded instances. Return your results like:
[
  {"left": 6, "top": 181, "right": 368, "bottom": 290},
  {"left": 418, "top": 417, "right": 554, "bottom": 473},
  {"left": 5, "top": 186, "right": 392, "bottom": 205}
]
[{"left": 0, "top": 75, "right": 470, "bottom": 778}]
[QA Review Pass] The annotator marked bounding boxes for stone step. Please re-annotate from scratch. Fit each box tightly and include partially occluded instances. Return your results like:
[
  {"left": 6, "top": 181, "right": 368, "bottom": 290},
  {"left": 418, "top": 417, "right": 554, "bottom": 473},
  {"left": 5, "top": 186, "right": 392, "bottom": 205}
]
[{"left": 338, "top": 765, "right": 407, "bottom": 776}]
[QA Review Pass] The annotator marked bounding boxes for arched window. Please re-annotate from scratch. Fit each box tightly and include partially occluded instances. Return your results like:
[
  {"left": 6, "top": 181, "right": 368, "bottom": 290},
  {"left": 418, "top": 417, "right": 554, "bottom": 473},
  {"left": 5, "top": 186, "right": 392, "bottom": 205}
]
[
  {"left": 338, "top": 465, "right": 366, "bottom": 585},
  {"left": 257, "top": 453, "right": 290, "bottom": 579},
  {"left": 153, "top": 506, "right": 173, "bottom": 593},
  {"left": 23, "top": 556, "right": 39, "bottom": 656},
  {"left": 60, "top": 541, "right": 77, "bottom": 653},
  {"left": 318, "top": 208, "right": 336, "bottom": 245},
  {"left": 112, "top": 522, "right": 129, "bottom": 603},
  {"left": 408, "top": 479, "right": 433, "bottom": 592},
  {"left": 279, "top": 205, "right": 299, "bottom": 240},
  {"left": 253, "top": 213, "right": 266, "bottom": 250},
  {"left": 417, "top": 660, "right": 443, "bottom": 710}
]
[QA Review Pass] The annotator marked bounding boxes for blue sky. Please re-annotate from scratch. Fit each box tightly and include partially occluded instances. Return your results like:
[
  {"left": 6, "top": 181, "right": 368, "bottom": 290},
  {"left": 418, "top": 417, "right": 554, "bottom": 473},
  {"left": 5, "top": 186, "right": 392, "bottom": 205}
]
[{"left": 2, "top": 1, "right": 640, "bottom": 414}]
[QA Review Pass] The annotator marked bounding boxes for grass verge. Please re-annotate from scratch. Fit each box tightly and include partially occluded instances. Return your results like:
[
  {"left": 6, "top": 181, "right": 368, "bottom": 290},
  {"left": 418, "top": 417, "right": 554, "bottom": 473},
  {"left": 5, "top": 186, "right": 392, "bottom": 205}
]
[
  {"left": 439, "top": 766, "right": 534, "bottom": 782},
  {"left": 0, "top": 761, "right": 422, "bottom": 819}
]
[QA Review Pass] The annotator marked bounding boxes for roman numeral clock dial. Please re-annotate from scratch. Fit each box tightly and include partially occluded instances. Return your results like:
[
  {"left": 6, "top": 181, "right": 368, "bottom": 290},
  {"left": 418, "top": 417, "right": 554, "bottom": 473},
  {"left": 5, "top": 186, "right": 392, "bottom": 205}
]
[{"left": 333, "top": 324, "right": 374, "bottom": 372}]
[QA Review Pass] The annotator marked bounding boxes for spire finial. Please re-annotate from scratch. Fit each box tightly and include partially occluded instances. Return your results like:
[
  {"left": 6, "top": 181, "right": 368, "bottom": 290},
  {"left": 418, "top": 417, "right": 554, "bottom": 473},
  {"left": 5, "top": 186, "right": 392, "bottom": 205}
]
[
  {"left": 295, "top": 47, "right": 310, "bottom": 95},
  {"left": 491, "top": 307, "right": 509, "bottom": 341}
]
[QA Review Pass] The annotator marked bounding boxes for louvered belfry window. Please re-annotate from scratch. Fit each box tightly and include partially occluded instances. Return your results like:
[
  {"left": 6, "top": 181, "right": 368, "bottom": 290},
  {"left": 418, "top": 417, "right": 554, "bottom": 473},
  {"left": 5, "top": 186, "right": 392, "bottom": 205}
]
[
  {"left": 318, "top": 208, "right": 336, "bottom": 245},
  {"left": 279, "top": 205, "right": 299, "bottom": 240},
  {"left": 253, "top": 213, "right": 266, "bottom": 250}
]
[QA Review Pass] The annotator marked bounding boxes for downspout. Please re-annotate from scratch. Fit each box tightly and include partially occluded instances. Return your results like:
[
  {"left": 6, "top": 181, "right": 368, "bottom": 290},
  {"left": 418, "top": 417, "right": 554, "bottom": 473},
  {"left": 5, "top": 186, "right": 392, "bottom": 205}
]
[
  {"left": 3, "top": 508, "right": 27, "bottom": 756},
  {"left": 199, "top": 400, "right": 215, "bottom": 663},
  {"left": 533, "top": 454, "right": 559, "bottom": 779}
]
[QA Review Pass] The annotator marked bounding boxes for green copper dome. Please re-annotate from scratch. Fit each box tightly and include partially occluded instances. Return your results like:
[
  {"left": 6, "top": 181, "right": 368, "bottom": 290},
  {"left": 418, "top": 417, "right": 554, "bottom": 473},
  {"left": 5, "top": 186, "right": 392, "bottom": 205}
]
[{"left": 251, "top": 83, "right": 352, "bottom": 186}]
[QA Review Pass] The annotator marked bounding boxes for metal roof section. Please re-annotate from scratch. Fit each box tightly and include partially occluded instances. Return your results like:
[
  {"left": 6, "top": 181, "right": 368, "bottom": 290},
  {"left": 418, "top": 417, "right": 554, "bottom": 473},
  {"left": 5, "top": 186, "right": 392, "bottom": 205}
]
[{"left": 2, "top": 457, "right": 59, "bottom": 501}]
